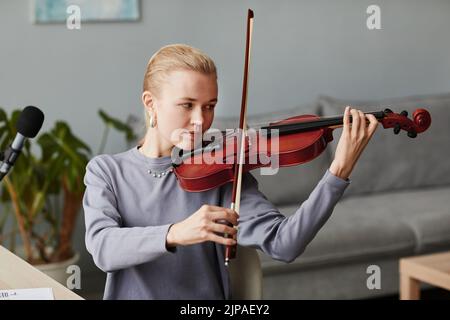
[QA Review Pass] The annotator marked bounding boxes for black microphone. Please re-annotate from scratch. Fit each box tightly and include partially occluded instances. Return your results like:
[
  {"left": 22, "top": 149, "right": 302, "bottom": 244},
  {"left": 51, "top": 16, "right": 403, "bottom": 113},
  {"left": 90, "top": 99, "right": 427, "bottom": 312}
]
[{"left": 0, "top": 106, "right": 45, "bottom": 181}]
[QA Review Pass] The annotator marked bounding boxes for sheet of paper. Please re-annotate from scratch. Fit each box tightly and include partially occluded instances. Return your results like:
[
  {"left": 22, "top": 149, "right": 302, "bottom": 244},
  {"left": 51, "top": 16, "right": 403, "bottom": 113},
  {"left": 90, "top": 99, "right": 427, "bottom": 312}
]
[{"left": 0, "top": 288, "right": 54, "bottom": 300}]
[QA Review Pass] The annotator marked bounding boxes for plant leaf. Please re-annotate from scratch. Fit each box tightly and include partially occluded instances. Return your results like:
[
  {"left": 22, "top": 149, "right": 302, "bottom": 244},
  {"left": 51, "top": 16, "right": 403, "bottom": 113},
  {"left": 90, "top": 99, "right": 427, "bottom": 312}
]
[{"left": 98, "top": 109, "right": 137, "bottom": 142}]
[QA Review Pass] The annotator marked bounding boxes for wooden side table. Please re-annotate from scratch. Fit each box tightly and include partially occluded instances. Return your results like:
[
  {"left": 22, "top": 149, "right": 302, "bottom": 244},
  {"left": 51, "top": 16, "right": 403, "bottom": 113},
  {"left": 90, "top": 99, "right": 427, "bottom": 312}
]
[{"left": 399, "top": 251, "right": 450, "bottom": 300}]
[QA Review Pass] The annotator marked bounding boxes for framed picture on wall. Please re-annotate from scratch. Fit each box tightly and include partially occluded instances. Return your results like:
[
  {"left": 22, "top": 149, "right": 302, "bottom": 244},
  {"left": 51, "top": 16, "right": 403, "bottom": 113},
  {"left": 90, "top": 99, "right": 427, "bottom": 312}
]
[{"left": 32, "top": 0, "right": 140, "bottom": 23}]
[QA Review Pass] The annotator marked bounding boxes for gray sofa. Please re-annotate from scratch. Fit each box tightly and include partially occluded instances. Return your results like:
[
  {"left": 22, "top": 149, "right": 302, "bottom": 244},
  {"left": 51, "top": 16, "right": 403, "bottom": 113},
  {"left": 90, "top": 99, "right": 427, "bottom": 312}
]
[{"left": 214, "top": 92, "right": 450, "bottom": 299}]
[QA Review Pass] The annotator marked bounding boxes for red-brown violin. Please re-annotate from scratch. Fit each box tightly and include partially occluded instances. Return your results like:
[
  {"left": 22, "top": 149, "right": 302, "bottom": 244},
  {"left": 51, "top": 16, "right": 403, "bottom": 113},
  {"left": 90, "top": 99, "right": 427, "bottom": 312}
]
[
  {"left": 170, "top": 9, "right": 431, "bottom": 265},
  {"left": 172, "top": 107, "right": 431, "bottom": 192}
]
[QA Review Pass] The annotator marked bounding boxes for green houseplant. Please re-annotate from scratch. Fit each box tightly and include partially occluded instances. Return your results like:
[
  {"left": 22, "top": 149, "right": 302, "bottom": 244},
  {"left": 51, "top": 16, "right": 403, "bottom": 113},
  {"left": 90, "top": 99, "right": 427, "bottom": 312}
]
[{"left": 0, "top": 107, "right": 136, "bottom": 266}]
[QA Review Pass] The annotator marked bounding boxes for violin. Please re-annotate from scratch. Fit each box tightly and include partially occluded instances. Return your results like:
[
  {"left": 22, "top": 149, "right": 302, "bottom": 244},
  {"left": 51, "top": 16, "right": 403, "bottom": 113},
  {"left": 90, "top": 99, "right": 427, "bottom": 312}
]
[
  {"left": 170, "top": 9, "right": 431, "bottom": 265},
  {"left": 172, "top": 107, "right": 431, "bottom": 192}
]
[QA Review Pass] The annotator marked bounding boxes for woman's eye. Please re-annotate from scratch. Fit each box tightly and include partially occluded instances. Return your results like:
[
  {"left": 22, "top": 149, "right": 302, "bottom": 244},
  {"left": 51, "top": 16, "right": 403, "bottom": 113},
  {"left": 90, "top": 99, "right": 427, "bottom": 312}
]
[
  {"left": 205, "top": 104, "right": 216, "bottom": 110},
  {"left": 180, "top": 103, "right": 192, "bottom": 109}
]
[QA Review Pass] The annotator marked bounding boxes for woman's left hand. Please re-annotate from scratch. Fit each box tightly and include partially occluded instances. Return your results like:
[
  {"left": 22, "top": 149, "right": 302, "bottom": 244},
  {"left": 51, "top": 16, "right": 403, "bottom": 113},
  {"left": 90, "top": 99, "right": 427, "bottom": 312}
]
[{"left": 329, "top": 106, "right": 379, "bottom": 180}]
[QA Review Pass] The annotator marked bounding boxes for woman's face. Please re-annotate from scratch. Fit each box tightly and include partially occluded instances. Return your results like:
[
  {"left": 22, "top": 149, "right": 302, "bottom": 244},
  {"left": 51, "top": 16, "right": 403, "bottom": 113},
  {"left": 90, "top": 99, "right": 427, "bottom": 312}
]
[{"left": 150, "top": 69, "right": 218, "bottom": 151}]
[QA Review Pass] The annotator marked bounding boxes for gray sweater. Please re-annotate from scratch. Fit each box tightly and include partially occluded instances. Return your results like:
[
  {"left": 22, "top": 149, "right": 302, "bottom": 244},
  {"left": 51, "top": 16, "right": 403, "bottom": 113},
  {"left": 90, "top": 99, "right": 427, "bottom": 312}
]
[{"left": 83, "top": 146, "right": 350, "bottom": 299}]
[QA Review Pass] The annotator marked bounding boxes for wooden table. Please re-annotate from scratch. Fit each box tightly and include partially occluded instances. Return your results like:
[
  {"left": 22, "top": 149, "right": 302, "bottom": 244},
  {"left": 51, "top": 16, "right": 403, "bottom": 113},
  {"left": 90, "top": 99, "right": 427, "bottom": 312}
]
[
  {"left": 400, "top": 251, "right": 450, "bottom": 300},
  {"left": 0, "top": 245, "right": 83, "bottom": 300}
]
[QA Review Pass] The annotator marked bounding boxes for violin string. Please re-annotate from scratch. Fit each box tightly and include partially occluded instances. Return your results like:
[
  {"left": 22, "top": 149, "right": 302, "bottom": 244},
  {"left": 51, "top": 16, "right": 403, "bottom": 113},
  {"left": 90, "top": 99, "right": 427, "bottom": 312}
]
[
  {"left": 179, "top": 109, "right": 386, "bottom": 162},
  {"left": 216, "top": 110, "right": 383, "bottom": 130},
  {"left": 212, "top": 115, "right": 339, "bottom": 135},
  {"left": 191, "top": 110, "right": 384, "bottom": 157}
]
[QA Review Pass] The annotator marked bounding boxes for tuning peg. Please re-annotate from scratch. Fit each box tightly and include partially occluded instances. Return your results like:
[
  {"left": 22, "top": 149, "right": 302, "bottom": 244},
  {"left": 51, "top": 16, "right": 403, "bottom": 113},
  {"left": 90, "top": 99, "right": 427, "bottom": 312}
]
[
  {"left": 407, "top": 130, "right": 417, "bottom": 138},
  {"left": 384, "top": 108, "right": 393, "bottom": 114},
  {"left": 393, "top": 123, "right": 401, "bottom": 134},
  {"left": 400, "top": 110, "right": 408, "bottom": 117}
]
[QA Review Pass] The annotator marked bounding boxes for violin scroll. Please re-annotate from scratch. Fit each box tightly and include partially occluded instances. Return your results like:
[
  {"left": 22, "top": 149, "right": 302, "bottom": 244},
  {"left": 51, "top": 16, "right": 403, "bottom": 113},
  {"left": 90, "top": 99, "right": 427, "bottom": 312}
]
[{"left": 381, "top": 108, "right": 431, "bottom": 138}]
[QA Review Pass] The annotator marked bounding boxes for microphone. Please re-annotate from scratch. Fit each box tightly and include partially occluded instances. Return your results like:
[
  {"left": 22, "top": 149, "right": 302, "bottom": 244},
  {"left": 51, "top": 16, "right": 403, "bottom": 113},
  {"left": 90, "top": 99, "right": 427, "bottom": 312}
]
[{"left": 0, "top": 106, "right": 45, "bottom": 181}]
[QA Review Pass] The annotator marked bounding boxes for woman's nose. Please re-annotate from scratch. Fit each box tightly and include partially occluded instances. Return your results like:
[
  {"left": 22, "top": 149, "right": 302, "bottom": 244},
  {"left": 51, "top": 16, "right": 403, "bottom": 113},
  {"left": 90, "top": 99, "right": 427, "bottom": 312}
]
[
  {"left": 192, "top": 121, "right": 203, "bottom": 134},
  {"left": 191, "top": 109, "right": 204, "bottom": 130}
]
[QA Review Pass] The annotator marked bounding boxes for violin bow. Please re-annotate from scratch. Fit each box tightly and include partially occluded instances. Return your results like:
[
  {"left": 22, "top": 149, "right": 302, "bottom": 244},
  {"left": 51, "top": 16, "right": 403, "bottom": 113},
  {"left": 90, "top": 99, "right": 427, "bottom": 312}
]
[{"left": 225, "top": 9, "right": 254, "bottom": 266}]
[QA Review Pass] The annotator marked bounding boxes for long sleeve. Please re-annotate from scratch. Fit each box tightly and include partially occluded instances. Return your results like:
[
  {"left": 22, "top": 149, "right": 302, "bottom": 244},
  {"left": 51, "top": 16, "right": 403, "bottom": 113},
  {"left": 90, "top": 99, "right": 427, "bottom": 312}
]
[
  {"left": 83, "top": 157, "right": 174, "bottom": 273},
  {"left": 222, "top": 169, "right": 350, "bottom": 263}
]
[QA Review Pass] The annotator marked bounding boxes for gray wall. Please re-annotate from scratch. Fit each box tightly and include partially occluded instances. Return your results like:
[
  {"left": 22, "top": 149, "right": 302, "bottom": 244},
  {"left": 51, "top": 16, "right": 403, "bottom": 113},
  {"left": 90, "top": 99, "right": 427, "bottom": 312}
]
[{"left": 1, "top": 0, "right": 450, "bottom": 297}]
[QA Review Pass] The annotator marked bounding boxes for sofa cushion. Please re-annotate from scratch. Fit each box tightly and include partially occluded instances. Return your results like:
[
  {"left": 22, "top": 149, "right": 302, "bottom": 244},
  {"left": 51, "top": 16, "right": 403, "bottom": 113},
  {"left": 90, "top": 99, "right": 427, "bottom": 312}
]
[
  {"left": 212, "top": 103, "right": 332, "bottom": 205},
  {"left": 252, "top": 152, "right": 330, "bottom": 204},
  {"left": 258, "top": 186, "right": 450, "bottom": 274},
  {"left": 318, "top": 93, "right": 450, "bottom": 197},
  {"left": 363, "top": 186, "right": 450, "bottom": 254}
]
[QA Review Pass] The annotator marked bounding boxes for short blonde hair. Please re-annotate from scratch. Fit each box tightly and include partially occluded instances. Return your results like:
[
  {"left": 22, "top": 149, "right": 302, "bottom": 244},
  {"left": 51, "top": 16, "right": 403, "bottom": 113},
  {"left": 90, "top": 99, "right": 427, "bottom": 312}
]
[{"left": 142, "top": 44, "right": 217, "bottom": 130}]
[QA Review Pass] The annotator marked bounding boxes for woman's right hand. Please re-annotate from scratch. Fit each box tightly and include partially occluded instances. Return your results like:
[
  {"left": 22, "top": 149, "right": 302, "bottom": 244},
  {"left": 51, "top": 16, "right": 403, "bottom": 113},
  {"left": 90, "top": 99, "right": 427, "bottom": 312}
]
[{"left": 166, "top": 204, "right": 239, "bottom": 247}]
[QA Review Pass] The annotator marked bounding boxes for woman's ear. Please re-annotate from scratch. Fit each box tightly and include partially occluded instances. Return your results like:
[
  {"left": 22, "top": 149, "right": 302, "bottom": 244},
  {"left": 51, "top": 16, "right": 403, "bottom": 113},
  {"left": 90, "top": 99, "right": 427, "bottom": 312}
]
[{"left": 142, "top": 90, "right": 154, "bottom": 114}]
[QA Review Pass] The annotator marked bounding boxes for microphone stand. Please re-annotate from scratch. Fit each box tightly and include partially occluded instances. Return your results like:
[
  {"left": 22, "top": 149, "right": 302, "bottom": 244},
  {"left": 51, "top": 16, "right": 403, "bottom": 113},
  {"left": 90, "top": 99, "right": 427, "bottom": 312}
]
[
  {"left": 0, "top": 147, "right": 21, "bottom": 182},
  {"left": 0, "top": 150, "right": 5, "bottom": 181}
]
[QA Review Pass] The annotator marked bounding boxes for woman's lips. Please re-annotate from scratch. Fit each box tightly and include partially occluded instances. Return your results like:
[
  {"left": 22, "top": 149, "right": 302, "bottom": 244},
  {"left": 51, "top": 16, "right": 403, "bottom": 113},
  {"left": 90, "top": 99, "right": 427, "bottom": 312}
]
[
  {"left": 182, "top": 132, "right": 194, "bottom": 136},
  {"left": 183, "top": 131, "right": 199, "bottom": 138}
]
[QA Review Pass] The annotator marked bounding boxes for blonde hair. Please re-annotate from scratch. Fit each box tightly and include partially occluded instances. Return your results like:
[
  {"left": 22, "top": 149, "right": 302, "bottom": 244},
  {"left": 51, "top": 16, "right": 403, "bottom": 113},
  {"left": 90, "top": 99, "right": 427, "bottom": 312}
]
[{"left": 142, "top": 44, "right": 217, "bottom": 131}]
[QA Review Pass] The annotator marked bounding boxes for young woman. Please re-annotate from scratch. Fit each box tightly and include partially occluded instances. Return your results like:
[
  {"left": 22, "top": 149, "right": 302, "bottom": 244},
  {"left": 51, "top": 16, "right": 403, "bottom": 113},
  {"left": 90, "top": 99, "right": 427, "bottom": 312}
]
[{"left": 83, "top": 44, "right": 379, "bottom": 300}]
